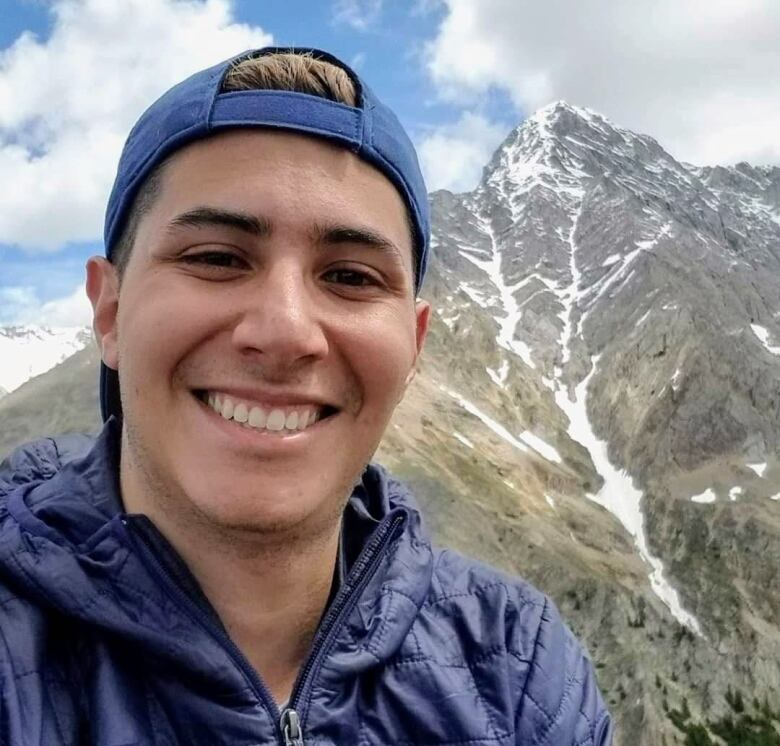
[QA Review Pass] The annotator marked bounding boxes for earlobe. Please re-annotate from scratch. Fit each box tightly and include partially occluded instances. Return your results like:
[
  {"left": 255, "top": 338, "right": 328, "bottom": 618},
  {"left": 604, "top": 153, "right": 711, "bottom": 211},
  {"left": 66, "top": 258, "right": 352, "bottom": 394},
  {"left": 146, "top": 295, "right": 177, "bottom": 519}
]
[
  {"left": 414, "top": 299, "right": 431, "bottom": 357},
  {"left": 404, "top": 299, "right": 431, "bottom": 389},
  {"left": 85, "top": 257, "right": 120, "bottom": 371}
]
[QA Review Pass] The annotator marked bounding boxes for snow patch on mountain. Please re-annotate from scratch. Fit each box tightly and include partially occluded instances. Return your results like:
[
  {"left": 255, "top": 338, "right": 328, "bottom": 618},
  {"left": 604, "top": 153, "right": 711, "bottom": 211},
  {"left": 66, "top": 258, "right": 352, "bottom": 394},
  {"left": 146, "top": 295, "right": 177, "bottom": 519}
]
[
  {"left": 440, "top": 385, "right": 562, "bottom": 464},
  {"left": 461, "top": 217, "right": 535, "bottom": 369},
  {"left": 452, "top": 431, "right": 474, "bottom": 449},
  {"left": 729, "top": 486, "right": 743, "bottom": 501},
  {"left": 519, "top": 430, "right": 562, "bottom": 464},
  {"left": 750, "top": 324, "right": 780, "bottom": 356},
  {"left": 579, "top": 223, "right": 671, "bottom": 331},
  {"left": 691, "top": 489, "right": 717, "bottom": 504},
  {"left": 555, "top": 356, "right": 703, "bottom": 635},
  {"left": 486, "top": 359, "right": 509, "bottom": 387},
  {"left": 560, "top": 204, "right": 585, "bottom": 362},
  {"left": 0, "top": 325, "right": 91, "bottom": 394}
]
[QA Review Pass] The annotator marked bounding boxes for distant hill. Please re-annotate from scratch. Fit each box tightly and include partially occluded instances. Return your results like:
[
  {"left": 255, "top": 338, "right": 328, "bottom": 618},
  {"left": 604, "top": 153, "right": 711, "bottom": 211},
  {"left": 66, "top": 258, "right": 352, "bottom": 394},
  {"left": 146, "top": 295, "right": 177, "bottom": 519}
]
[{"left": 0, "top": 343, "right": 101, "bottom": 458}]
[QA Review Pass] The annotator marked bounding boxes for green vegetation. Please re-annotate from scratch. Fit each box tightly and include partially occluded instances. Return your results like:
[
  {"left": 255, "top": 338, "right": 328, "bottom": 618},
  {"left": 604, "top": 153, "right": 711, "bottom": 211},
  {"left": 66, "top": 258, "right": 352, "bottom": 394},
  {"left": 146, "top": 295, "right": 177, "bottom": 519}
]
[{"left": 665, "top": 685, "right": 780, "bottom": 745}]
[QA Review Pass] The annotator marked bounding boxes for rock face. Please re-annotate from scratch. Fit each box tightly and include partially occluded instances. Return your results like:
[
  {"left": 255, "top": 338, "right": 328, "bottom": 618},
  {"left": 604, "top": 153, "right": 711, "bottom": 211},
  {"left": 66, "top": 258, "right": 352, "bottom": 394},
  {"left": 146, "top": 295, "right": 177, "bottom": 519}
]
[{"left": 1, "top": 104, "right": 779, "bottom": 744}]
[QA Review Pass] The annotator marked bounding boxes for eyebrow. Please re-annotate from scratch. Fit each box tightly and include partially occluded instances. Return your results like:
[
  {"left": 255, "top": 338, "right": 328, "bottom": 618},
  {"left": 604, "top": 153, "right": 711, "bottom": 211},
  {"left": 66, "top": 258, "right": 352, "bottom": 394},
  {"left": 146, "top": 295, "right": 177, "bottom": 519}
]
[
  {"left": 313, "top": 223, "right": 407, "bottom": 265},
  {"left": 165, "top": 208, "right": 409, "bottom": 269},
  {"left": 165, "top": 207, "right": 271, "bottom": 236}
]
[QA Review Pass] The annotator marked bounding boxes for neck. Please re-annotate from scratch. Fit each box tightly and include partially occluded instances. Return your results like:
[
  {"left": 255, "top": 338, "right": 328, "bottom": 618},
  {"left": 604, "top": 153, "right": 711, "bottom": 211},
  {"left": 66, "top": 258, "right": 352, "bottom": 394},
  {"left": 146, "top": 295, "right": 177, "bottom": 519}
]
[
  {"left": 175, "top": 517, "right": 341, "bottom": 705},
  {"left": 119, "top": 445, "right": 342, "bottom": 705}
]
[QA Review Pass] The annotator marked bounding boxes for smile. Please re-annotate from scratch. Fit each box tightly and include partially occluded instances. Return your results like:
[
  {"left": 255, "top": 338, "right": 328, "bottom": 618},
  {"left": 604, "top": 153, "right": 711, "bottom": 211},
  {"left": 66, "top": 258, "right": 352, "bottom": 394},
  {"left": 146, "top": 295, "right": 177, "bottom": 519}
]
[{"left": 196, "top": 390, "right": 336, "bottom": 433}]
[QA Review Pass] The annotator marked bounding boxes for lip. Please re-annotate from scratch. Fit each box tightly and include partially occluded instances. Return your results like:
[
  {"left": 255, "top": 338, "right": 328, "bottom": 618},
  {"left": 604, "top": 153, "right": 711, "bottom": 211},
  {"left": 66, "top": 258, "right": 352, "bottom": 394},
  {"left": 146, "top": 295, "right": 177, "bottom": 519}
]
[{"left": 192, "top": 386, "right": 338, "bottom": 411}]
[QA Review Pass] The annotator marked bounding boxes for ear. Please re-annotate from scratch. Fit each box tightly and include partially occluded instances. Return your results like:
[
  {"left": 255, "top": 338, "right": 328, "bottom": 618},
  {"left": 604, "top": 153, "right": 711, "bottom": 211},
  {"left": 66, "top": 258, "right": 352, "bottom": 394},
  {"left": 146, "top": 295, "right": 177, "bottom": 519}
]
[
  {"left": 86, "top": 257, "right": 120, "bottom": 371},
  {"left": 404, "top": 299, "right": 431, "bottom": 387}
]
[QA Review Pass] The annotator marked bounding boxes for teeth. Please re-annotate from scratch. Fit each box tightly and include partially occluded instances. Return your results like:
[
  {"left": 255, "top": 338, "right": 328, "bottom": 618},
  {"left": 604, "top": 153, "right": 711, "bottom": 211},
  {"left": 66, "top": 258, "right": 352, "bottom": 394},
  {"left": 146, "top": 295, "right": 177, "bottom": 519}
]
[
  {"left": 266, "top": 409, "right": 286, "bottom": 431},
  {"left": 204, "top": 391, "right": 323, "bottom": 433},
  {"left": 248, "top": 406, "right": 266, "bottom": 428}
]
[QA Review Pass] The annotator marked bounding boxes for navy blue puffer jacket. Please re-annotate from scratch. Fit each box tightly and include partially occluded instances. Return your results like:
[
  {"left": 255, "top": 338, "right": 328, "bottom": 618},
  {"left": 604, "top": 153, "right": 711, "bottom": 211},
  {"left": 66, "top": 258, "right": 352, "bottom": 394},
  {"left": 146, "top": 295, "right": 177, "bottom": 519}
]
[{"left": 0, "top": 422, "right": 612, "bottom": 745}]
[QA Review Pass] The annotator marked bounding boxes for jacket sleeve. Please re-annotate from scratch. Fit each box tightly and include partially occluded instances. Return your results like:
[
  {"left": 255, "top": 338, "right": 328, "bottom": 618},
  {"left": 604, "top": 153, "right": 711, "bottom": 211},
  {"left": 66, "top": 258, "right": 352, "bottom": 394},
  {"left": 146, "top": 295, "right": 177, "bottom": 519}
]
[{"left": 512, "top": 595, "right": 613, "bottom": 745}]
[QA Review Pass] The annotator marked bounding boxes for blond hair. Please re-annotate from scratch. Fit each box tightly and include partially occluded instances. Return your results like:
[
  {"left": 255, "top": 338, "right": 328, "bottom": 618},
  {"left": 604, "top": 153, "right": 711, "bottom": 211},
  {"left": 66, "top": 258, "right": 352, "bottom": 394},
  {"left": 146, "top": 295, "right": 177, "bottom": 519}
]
[{"left": 222, "top": 52, "right": 357, "bottom": 106}]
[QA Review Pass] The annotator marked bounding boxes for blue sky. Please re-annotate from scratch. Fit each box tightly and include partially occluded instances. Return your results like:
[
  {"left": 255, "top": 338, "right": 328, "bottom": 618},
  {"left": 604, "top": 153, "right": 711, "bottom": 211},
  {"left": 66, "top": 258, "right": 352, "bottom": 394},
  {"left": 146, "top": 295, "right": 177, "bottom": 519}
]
[{"left": 1, "top": 0, "right": 778, "bottom": 326}]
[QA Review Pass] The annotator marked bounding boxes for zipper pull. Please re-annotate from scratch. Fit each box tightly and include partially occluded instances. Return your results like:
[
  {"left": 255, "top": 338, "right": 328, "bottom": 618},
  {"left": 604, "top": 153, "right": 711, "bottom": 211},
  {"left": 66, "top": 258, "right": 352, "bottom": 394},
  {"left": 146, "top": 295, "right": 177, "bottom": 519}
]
[{"left": 280, "top": 708, "right": 304, "bottom": 746}]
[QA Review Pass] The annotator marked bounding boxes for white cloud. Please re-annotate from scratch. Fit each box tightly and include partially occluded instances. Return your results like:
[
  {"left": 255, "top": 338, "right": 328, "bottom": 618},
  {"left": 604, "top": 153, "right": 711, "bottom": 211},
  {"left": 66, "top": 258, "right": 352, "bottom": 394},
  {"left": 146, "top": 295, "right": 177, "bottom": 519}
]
[
  {"left": 425, "top": 0, "right": 780, "bottom": 166},
  {"left": 37, "top": 283, "right": 93, "bottom": 327},
  {"left": 0, "top": 286, "right": 38, "bottom": 325},
  {"left": 350, "top": 51, "right": 367, "bottom": 69},
  {"left": 1, "top": 282, "right": 92, "bottom": 326},
  {"left": 418, "top": 112, "right": 507, "bottom": 192},
  {"left": 332, "top": 0, "right": 384, "bottom": 30},
  {"left": 0, "top": 0, "right": 272, "bottom": 251}
]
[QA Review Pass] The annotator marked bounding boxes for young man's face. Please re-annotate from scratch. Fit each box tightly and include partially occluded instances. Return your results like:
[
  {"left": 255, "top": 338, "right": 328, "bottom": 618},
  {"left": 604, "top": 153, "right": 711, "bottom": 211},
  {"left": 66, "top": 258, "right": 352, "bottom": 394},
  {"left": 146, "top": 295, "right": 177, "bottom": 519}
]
[{"left": 89, "top": 130, "right": 429, "bottom": 537}]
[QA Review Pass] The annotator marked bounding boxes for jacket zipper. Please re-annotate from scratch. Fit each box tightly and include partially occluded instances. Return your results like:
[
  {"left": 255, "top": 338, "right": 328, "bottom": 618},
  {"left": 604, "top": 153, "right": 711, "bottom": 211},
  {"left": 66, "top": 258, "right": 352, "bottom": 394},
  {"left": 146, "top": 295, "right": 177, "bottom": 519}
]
[
  {"left": 279, "top": 708, "right": 303, "bottom": 746},
  {"left": 123, "top": 509, "right": 406, "bottom": 746}
]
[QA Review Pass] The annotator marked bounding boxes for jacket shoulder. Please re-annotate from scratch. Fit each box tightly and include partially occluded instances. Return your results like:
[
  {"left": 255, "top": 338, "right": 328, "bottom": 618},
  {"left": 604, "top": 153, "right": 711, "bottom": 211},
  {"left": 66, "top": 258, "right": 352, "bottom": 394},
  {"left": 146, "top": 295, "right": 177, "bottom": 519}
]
[
  {"left": 0, "top": 434, "right": 94, "bottom": 498},
  {"left": 426, "top": 548, "right": 613, "bottom": 745}
]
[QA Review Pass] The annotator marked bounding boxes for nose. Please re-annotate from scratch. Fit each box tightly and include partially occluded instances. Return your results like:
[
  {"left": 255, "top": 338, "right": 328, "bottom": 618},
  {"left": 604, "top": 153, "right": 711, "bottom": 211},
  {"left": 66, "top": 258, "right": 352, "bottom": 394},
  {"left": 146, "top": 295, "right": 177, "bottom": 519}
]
[{"left": 230, "top": 262, "right": 329, "bottom": 374}]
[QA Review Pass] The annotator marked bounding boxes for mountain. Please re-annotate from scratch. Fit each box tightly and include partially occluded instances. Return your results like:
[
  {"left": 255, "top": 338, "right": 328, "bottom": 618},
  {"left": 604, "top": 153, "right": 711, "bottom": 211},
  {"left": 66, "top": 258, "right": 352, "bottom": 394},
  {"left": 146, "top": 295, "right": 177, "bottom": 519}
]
[
  {"left": 2, "top": 103, "right": 779, "bottom": 744},
  {"left": 0, "top": 325, "right": 91, "bottom": 394},
  {"left": 382, "top": 102, "right": 780, "bottom": 743}
]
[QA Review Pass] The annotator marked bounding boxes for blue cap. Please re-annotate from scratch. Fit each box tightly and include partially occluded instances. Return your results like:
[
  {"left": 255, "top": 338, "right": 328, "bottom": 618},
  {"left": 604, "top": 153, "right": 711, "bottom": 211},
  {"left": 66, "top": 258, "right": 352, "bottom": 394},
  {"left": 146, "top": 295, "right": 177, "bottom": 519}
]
[{"left": 100, "top": 47, "right": 430, "bottom": 422}]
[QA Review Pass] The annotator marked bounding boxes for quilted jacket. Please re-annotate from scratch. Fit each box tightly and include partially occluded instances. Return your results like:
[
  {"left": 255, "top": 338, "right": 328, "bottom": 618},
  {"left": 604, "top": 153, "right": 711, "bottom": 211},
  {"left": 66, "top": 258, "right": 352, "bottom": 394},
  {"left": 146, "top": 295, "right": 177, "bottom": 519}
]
[{"left": 0, "top": 421, "right": 612, "bottom": 745}]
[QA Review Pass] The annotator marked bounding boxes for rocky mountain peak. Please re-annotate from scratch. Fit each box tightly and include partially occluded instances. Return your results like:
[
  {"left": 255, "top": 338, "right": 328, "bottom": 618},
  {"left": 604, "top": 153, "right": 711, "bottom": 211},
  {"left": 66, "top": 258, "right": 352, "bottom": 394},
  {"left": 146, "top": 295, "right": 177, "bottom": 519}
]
[
  {"left": 697, "top": 161, "right": 780, "bottom": 211},
  {"left": 481, "top": 98, "right": 695, "bottom": 207}
]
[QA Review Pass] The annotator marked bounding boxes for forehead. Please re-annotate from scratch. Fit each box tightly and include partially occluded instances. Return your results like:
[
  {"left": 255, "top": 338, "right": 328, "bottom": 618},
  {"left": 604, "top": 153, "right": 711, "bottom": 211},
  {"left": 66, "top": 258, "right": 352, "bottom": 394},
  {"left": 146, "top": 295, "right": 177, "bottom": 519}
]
[{"left": 150, "top": 130, "right": 413, "bottom": 251}]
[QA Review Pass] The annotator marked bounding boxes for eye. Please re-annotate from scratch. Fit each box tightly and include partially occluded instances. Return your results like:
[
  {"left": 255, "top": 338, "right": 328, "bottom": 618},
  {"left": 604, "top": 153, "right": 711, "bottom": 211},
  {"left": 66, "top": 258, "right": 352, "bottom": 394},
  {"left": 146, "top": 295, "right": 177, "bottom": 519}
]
[
  {"left": 322, "top": 268, "right": 378, "bottom": 287},
  {"left": 181, "top": 249, "right": 248, "bottom": 270}
]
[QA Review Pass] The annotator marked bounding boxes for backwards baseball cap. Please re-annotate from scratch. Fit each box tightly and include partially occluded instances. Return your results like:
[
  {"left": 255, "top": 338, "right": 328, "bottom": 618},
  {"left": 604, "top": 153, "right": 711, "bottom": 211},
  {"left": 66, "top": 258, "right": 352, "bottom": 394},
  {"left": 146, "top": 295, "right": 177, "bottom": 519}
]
[{"left": 100, "top": 46, "right": 431, "bottom": 422}]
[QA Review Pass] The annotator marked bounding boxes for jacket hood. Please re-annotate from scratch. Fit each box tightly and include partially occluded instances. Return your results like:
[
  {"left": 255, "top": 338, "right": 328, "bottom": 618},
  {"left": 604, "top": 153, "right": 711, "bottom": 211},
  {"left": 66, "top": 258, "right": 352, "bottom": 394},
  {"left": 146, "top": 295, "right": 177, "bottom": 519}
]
[{"left": 0, "top": 422, "right": 434, "bottom": 684}]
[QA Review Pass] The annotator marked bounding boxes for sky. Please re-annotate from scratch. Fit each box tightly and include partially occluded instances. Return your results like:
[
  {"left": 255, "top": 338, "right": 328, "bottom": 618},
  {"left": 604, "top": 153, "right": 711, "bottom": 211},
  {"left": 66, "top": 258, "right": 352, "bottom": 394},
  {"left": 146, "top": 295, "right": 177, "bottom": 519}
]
[{"left": 1, "top": 0, "right": 779, "bottom": 327}]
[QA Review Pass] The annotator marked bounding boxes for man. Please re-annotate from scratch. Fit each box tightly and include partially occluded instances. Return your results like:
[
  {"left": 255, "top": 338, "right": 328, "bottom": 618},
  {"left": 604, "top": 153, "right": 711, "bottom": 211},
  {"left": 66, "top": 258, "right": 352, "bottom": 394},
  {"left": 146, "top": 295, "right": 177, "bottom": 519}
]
[{"left": 0, "top": 48, "right": 612, "bottom": 744}]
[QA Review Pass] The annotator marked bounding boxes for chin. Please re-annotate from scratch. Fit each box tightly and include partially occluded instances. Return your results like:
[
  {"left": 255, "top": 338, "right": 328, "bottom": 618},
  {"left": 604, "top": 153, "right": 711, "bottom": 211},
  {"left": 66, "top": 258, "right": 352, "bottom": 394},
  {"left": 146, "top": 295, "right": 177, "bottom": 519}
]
[{"left": 181, "top": 476, "right": 341, "bottom": 538}]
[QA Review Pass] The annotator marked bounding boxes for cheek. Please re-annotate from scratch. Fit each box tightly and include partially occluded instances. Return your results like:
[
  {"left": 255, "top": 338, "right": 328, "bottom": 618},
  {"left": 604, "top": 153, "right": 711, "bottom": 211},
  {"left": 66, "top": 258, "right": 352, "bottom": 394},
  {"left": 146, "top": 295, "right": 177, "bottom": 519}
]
[
  {"left": 341, "top": 309, "right": 418, "bottom": 408},
  {"left": 117, "top": 287, "right": 216, "bottom": 390}
]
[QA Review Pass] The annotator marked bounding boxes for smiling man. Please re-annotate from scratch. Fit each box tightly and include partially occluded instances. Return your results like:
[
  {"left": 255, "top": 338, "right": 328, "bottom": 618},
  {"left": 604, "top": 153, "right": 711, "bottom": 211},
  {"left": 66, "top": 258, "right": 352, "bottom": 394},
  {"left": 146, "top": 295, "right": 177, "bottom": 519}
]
[{"left": 0, "top": 48, "right": 611, "bottom": 745}]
